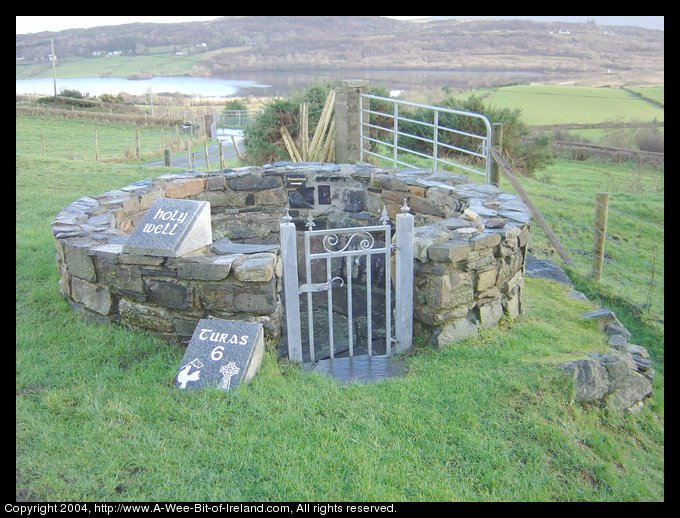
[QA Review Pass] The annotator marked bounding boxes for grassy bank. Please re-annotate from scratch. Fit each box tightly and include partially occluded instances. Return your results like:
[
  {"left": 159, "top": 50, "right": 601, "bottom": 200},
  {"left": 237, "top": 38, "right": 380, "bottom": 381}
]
[
  {"left": 483, "top": 85, "right": 664, "bottom": 126},
  {"left": 16, "top": 154, "right": 663, "bottom": 501}
]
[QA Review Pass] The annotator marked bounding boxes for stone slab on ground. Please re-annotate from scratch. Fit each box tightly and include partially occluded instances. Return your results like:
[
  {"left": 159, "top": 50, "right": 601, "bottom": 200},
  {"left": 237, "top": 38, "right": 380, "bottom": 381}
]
[
  {"left": 304, "top": 355, "right": 407, "bottom": 384},
  {"left": 524, "top": 253, "right": 573, "bottom": 287},
  {"left": 174, "top": 319, "right": 264, "bottom": 391}
]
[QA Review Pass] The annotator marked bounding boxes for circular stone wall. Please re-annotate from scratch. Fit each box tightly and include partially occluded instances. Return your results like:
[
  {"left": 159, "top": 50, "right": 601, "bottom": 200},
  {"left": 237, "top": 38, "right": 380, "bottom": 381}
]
[{"left": 52, "top": 162, "right": 530, "bottom": 348}]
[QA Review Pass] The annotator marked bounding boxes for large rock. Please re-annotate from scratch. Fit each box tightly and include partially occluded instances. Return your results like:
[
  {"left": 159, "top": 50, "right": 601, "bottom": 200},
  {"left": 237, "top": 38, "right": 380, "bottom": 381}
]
[
  {"left": 558, "top": 351, "right": 653, "bottom": 411},
  {"left": 605, "top": 371, "right": 653, "bottom": 412},
  {"left": 558, "top": 358, "right": 609, "bottom": 403}
]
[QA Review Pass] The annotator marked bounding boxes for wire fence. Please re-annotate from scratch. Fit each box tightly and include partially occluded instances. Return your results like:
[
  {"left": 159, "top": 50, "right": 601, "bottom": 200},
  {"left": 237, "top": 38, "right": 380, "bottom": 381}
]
[
  {"left": 16, "top": 124, "right": 210, "bottom": 163},
  {"left": 508, "top": 162, "right": 664, "bottom": 322}
]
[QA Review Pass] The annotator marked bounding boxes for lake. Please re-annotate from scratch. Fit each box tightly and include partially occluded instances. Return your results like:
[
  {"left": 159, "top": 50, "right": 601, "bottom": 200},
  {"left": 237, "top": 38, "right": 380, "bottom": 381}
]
[{"left": 16, "top": 69, "right": 542, "bottom": 98}]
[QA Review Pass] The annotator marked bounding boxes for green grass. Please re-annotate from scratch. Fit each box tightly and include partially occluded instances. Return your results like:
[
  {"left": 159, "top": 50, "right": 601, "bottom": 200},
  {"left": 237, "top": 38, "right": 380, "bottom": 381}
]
[
  {"left": 500, "top": 158, "right": 664, "bottom": 323},
  {"left": 484, "top": 86, "right": 664, "bottom": 126},
  {"left": 629, "top": 86, "right": 664, "bottom": 105},
  {"left": 16, "top": 152, "right": 663, "bottom": 501},
  {"left": 16, "top": 54, "right": 203, "bottom": 79},
  {"left": 16, "top": 113, "right": 196, "bottom": 162}
]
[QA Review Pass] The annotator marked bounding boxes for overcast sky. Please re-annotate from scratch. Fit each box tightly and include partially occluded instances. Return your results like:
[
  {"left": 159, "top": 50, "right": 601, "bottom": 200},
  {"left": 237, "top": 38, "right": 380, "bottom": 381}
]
[{"left": 16, "top": 15, "right": 664, "bottom": 34}]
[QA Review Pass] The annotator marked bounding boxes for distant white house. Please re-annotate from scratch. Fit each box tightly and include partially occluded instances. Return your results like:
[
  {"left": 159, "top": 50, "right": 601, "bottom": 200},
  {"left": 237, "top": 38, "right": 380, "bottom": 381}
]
[
  {"left": 196, "top": 42, "right": 207, "bottom": 47},
  {"left": 107, "top": 50, "right": 122, "bottom": 57},
  {"left": 175, "top": 51, "right": 185, "bottom": 56},
  {"left": 92, "top": 50, "right": 102, "bottom": 57},
  {"left": 558, "top": 29, "right": 571, "bottom": 35}
]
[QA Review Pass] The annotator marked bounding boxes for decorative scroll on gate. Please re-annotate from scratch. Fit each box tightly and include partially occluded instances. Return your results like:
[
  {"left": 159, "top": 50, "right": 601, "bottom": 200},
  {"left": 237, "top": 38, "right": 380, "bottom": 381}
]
[{"left": 280, "top": 203, "right": 413, "bottom": 363}]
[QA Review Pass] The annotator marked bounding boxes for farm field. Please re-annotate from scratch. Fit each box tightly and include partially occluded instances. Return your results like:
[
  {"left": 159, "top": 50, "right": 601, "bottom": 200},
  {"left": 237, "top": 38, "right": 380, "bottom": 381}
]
[
  {"left": 16, "top": 153, "right": 664, "bottom": 501},
  {"left": 15, "top": 112, "right": 213, "bottom": 163},
  {"left": 16, "top": 53, "right": 200, "bottom": 80},
  {"left": 629, "top": 86, "right": 664, "bottom": 105},
  {"left": 483, "top": 85, "right": 664, "bottom": 126}
]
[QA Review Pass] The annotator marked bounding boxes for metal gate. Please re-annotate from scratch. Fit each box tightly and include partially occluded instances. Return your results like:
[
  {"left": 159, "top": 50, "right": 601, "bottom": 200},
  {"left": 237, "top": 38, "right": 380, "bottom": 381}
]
[{"left": 280, "top": 204, "right": 414, "bottom": 363}]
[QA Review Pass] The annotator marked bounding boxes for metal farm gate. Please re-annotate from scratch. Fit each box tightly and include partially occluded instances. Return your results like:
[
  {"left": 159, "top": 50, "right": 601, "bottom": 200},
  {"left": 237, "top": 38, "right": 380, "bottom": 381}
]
[{"left": 280, "top": 204, "right": 414, "bottom": 364}]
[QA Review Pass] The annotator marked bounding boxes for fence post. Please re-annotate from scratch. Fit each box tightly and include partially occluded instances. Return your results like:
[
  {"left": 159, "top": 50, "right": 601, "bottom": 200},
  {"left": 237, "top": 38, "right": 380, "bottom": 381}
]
[
  {"left": 191, "top": 151, "right": 196, "bottom": 170},
  {"left": 93, "top": 128, "right": 99, "bottom": 161},
  {"left": 432, "top": 110, "right": 439, "bottom": 172},
  {"left": 490, "top": 122, "right": 503, "bottom": 187},
  {"left": 219, "top": 141, "right": 225, "bottom": 169},
  {"left": 160, "top": 127, "right": 165, "bottom": 150},
  {"left": 164, "top": 149, "right": 171, "bottom": 167},
  {"left": 40, "top": 134, "right": 45, "bottom": 158},
  {"left": 204, "top": 140, "right": 211, "bottom": 171},
  {"left": 395, "top": 201, "right": 414, "bottom": 354},
  {"left": 592, "top": 192, "right": 609, "bottom": 282},
  {"left": 334, "top": 79, "right": 367, "bottom": 163},
  {"left": 392, "top": 103, "right": 399, "bottom": 168},
  {"left": 280, "top": 211, "right": 303, "bottom": 362},
  {"left": 135, "top": 128, "right": 141, "bottom": 160},
  {"left": 231, "top": 135, "right": 242, "bottom": 161},
  {"left": 175, "top": 125, "right": 180, "bottom": 146}
]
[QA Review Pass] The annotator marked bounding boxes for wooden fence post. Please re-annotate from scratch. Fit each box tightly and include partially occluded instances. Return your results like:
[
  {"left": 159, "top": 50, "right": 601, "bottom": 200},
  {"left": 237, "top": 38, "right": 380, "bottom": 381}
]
[
  {"left": 160, "top": 127, "right": 165, "bottom": 150},
  {"left": 490, "top": 123, "right": 503, "bottom": 187},
  {"left": 219, "top": 141, "right": 225, "bottom": 169},
  {"left": 204, "top": 140, "right": 211, "bottom": 171},
  {"left": 231, "top": 135, "right": 242, "bottom": 161},
  {"left": 164, "top": 149, "right": 171, "bottom": 167},
  {"left": 93, "top": 128, "right": 99, "bottom": 161},
  {"left": 592, "top": 192, "right": 609, "bottom": 282},
  {"left": 135, "top": 127, "right": 141, "bottom": 160}
]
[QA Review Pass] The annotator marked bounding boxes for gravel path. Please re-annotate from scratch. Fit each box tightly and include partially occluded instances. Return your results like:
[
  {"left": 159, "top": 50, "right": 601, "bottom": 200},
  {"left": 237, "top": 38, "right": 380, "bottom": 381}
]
[{"left": 144, "top": 139, "right": 241, "bottom": 170}]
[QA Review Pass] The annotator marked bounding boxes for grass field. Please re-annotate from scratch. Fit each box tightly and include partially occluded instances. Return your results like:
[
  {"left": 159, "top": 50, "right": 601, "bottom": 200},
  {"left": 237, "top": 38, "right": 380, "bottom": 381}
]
[
  {"left": 483, "top": 85, "right": 664, "bottom": 126},
  {"left": 16, "top": 54, "right": 203, "bottom": 80},
  {"left": 501, "top": 159, "right": 665, "bottom": 326},
  {"left": 16, "top": 152, "right": 664, "bottom": 501},
  {"left": 629, "top": 86, "right": 664, "bottom": 105},
  {"left": 16, "top": 113, "right": 201, "bottom": 163}
]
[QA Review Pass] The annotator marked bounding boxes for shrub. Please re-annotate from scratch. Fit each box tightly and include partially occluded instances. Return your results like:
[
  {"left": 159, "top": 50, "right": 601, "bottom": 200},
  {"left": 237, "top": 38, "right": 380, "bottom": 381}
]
[
  {"left": 59, "top": 88, "right": 87, "bottom": 99},
  {"left": 243, "top": 83, "right": 333, "bottom": 164},
  {"left": 636, "top": 128, "right": 664, "bottom": 153},
  {"left": 98, "top": 93, "right": 125, "bottom": 104},
  {"left": 223, "top": 99, "right": 248, "bottom": 112}
]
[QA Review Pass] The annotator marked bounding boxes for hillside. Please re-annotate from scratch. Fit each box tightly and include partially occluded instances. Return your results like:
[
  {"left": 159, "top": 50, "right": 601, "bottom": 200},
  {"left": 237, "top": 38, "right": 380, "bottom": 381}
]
[{"left": 16, "top": 16, "right": 664, "bottom": 86}]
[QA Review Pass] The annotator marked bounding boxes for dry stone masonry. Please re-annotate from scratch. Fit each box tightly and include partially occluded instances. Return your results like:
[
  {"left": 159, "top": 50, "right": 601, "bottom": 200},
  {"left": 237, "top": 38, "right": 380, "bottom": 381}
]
[
  {"left": 558, "top": 308, "right": 654, "bottom": 412},
  {"left": 52, "top": 162, "right": 531, "bottom": 349}
]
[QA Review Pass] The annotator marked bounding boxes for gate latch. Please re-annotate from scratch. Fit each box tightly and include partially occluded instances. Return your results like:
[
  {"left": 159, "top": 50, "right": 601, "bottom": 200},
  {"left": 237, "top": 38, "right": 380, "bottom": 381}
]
[{"left": 299, "top": 276, "right": 344, "bottom": 294}]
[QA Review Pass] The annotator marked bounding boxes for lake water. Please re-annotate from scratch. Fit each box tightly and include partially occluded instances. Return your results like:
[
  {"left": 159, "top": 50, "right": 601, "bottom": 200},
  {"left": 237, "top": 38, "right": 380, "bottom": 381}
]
[{"left": 16, "top": 69, "right": 541, "bottom": 98}]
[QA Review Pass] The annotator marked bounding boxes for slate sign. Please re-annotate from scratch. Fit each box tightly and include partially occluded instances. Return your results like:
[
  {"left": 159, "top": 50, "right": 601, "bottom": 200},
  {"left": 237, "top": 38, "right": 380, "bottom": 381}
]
[
  {"left": 175, "top": 319, "right": 264, "bottom": 391},
  {"left": 286, "top": 173, "right": 306, "bottom": 188},
  {"left": 123, "top": 198, "right": 212, "bottom": 257}
]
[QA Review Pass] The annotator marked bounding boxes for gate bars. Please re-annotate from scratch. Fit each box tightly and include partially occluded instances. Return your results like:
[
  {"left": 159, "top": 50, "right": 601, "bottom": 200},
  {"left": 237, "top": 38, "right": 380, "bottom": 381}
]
[{"left": 280, "top": 204, "right": 414, "bottom": 363}]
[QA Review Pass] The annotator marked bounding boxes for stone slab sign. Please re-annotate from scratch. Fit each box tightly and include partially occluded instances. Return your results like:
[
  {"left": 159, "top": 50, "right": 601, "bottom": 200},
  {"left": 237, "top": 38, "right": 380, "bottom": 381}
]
[
  {"left": 174, "top": 319, "right": 264, "bottom": 391},
  {"left": 123, "top": 198, "right": 212, "bottom": 257}
]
